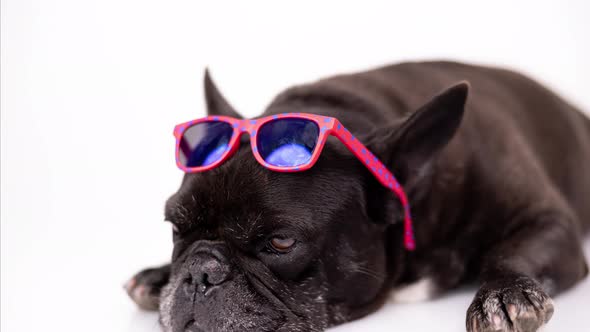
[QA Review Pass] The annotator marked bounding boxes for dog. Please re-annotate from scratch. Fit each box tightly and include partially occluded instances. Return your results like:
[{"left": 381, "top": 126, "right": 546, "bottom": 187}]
[{"left": 125, "top": 61, "right": 590, "bottom": 332}]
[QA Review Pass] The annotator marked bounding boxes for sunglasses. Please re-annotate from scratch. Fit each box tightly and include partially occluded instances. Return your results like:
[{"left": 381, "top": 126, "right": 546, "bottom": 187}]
[{"left": 173, "top": 113, "right": 415, "bottom": 250}]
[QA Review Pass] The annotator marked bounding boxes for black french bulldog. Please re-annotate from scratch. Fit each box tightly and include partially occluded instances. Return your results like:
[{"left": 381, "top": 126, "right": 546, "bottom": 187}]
[{"left": 126, "top": 61, "right": 590, "bottom": 332}]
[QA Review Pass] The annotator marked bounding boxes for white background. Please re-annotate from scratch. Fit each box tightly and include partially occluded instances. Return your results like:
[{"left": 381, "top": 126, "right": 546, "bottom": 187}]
[{"left": 2, "top": 1, "right": 590, "bottom": 331}]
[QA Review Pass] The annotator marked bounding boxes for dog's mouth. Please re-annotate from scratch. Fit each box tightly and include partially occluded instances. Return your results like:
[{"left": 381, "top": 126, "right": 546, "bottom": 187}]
[
  {"left": 159, "top": 270, "right": 301, "bottom": 332},
  {"left": 183, "top": 320, "right": 280, "bottom": 332},
  {"left": 176, "top": 311, "right": 285, "bottom": 332}
]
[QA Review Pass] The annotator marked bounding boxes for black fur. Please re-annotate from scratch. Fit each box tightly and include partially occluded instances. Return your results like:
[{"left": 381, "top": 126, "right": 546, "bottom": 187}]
[{"left": 126, "top": 61, "right": 590, "bottom": 332}]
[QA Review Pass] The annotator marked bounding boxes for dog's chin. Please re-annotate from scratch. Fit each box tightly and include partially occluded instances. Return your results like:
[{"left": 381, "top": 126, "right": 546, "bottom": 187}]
[{"left": 158, "top": 273, "right": 325, "bottom": 332}]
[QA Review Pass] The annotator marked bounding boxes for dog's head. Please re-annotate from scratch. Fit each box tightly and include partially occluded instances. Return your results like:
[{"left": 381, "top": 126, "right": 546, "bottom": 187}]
[{"left": 159, "top": 72, "right": 468, "bottom": 331}]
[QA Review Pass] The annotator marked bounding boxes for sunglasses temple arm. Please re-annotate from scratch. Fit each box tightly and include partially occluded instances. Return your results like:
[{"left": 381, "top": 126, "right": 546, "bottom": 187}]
[{"left": 331, "top": 123, "right": 416, "bottom": 251}]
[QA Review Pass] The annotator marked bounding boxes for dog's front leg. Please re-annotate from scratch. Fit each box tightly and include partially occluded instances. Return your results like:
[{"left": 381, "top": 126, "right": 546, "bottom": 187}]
[
  {"left": 466, "top": 213, "right": 588, "bottom": 332},
  {"left": 125, "top": 264, "right": 171, "bottom": 310}
]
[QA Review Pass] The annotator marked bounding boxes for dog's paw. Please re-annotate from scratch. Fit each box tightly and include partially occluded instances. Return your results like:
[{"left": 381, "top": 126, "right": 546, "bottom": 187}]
[
  {"left": 466, "top": 276, "right": 554, "bottom": 332},
  {"left": 125, "top": 265, "right": 170, "bottom": 311}
]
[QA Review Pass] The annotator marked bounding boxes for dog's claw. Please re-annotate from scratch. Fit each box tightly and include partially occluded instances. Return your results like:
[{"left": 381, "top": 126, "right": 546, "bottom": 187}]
[
  {"left": 507, "top": 304, "right": 518, "bottom": 322},
  {"left": 470, "top": 316, "right": 479, "bottom": 332},
  {"left": 491, "top": 314, "right": 503, "bottom": 329},
  {"left": 124, "top": 278, "right": 136, "bottom": 291}
]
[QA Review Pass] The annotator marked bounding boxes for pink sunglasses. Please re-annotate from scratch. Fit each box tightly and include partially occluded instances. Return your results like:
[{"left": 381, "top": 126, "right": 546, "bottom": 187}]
[{"left": 173, "top": 113, "right": 415, "bottom": 250}]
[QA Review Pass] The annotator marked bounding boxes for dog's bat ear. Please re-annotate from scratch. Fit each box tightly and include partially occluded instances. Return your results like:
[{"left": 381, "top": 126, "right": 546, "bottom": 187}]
[
  {"left": 204, "top": 69, "right": 244, "bottom": 119},
  {"left": 370, "top": 82, "right": 469, "bottom": 185}
]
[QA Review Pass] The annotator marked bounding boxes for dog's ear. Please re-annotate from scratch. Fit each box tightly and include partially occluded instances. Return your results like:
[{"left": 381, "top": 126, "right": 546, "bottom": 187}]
[
  {"left": 369, "top": 82, "right": 468, "bottom": 186},
  {"left": 204, "top": 69, "right": 244, "bottom": 119}
]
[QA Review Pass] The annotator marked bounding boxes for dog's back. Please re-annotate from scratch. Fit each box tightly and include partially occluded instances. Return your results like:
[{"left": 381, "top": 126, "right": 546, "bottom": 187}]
[{"left": 269, "top": 61, "right": 590, "bottom": 232}]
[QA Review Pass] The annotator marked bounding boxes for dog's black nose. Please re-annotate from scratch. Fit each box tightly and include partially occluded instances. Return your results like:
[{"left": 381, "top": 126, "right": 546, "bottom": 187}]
[{"left": 185, "top": 254, "right": 231, "bottom": 295}]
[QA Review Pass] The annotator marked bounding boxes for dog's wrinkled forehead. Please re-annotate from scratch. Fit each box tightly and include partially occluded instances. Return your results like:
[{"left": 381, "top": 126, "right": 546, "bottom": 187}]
[
  {"left": 166, "top": 149, "right": 268, "bottom": 234},
  {"left": 165, "top": 142, "right": 366, "bottom": 239}
]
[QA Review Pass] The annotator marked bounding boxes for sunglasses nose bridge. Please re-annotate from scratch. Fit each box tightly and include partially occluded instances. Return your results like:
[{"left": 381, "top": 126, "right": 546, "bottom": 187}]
[
  {"left": 241, "top": 119, "right": 259, "bottom": 131},
  {"left": 248, "top": 123, "right": 259, "bottom": 155},
  {"left": 236, "top": 119, "right": 260, "bottom": 141},
  {"left": 230, "top": 121, "right": 258, "bottom": 154}
]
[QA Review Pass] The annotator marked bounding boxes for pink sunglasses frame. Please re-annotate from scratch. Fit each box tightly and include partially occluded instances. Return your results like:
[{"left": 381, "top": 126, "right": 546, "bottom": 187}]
[{"left": 173, "top": 113, "right": 415, "bottom": 250}]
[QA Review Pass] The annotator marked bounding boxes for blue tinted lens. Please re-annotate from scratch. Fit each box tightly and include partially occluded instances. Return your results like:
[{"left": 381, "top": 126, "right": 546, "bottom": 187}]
[
  {"left": 179, "top": 121, "right": 234, "bottom": 168},
  {"left": 257, "top": 118, "right": 319, "bottom": 167}
]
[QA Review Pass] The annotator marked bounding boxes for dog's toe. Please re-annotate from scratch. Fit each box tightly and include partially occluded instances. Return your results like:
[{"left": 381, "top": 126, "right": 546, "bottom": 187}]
[{"left": 125, "top": 266, "right": 170, "bottom": 311}]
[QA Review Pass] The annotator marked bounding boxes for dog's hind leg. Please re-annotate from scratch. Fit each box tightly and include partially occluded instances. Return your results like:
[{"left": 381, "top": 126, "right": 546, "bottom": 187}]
[
  {"left": 125, "top": 264, "right": 171, "bottom": 311},
  {"left": 466, "top": 211, "right": 588, "bottom": 332}
]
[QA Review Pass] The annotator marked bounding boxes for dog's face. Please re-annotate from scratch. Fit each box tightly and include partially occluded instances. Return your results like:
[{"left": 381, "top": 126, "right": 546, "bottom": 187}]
[
  {"left": 160, "top": 145, "right": 394, "bottom": 331},
  {"left": 159, "top": 73, "right": 467, "bottom": 331}
]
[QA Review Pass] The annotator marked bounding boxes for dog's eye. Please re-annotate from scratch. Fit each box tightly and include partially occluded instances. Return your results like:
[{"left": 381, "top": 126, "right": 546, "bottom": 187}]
[{"left": 269, "top": 237, "right": 296, "bottom": 252}]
